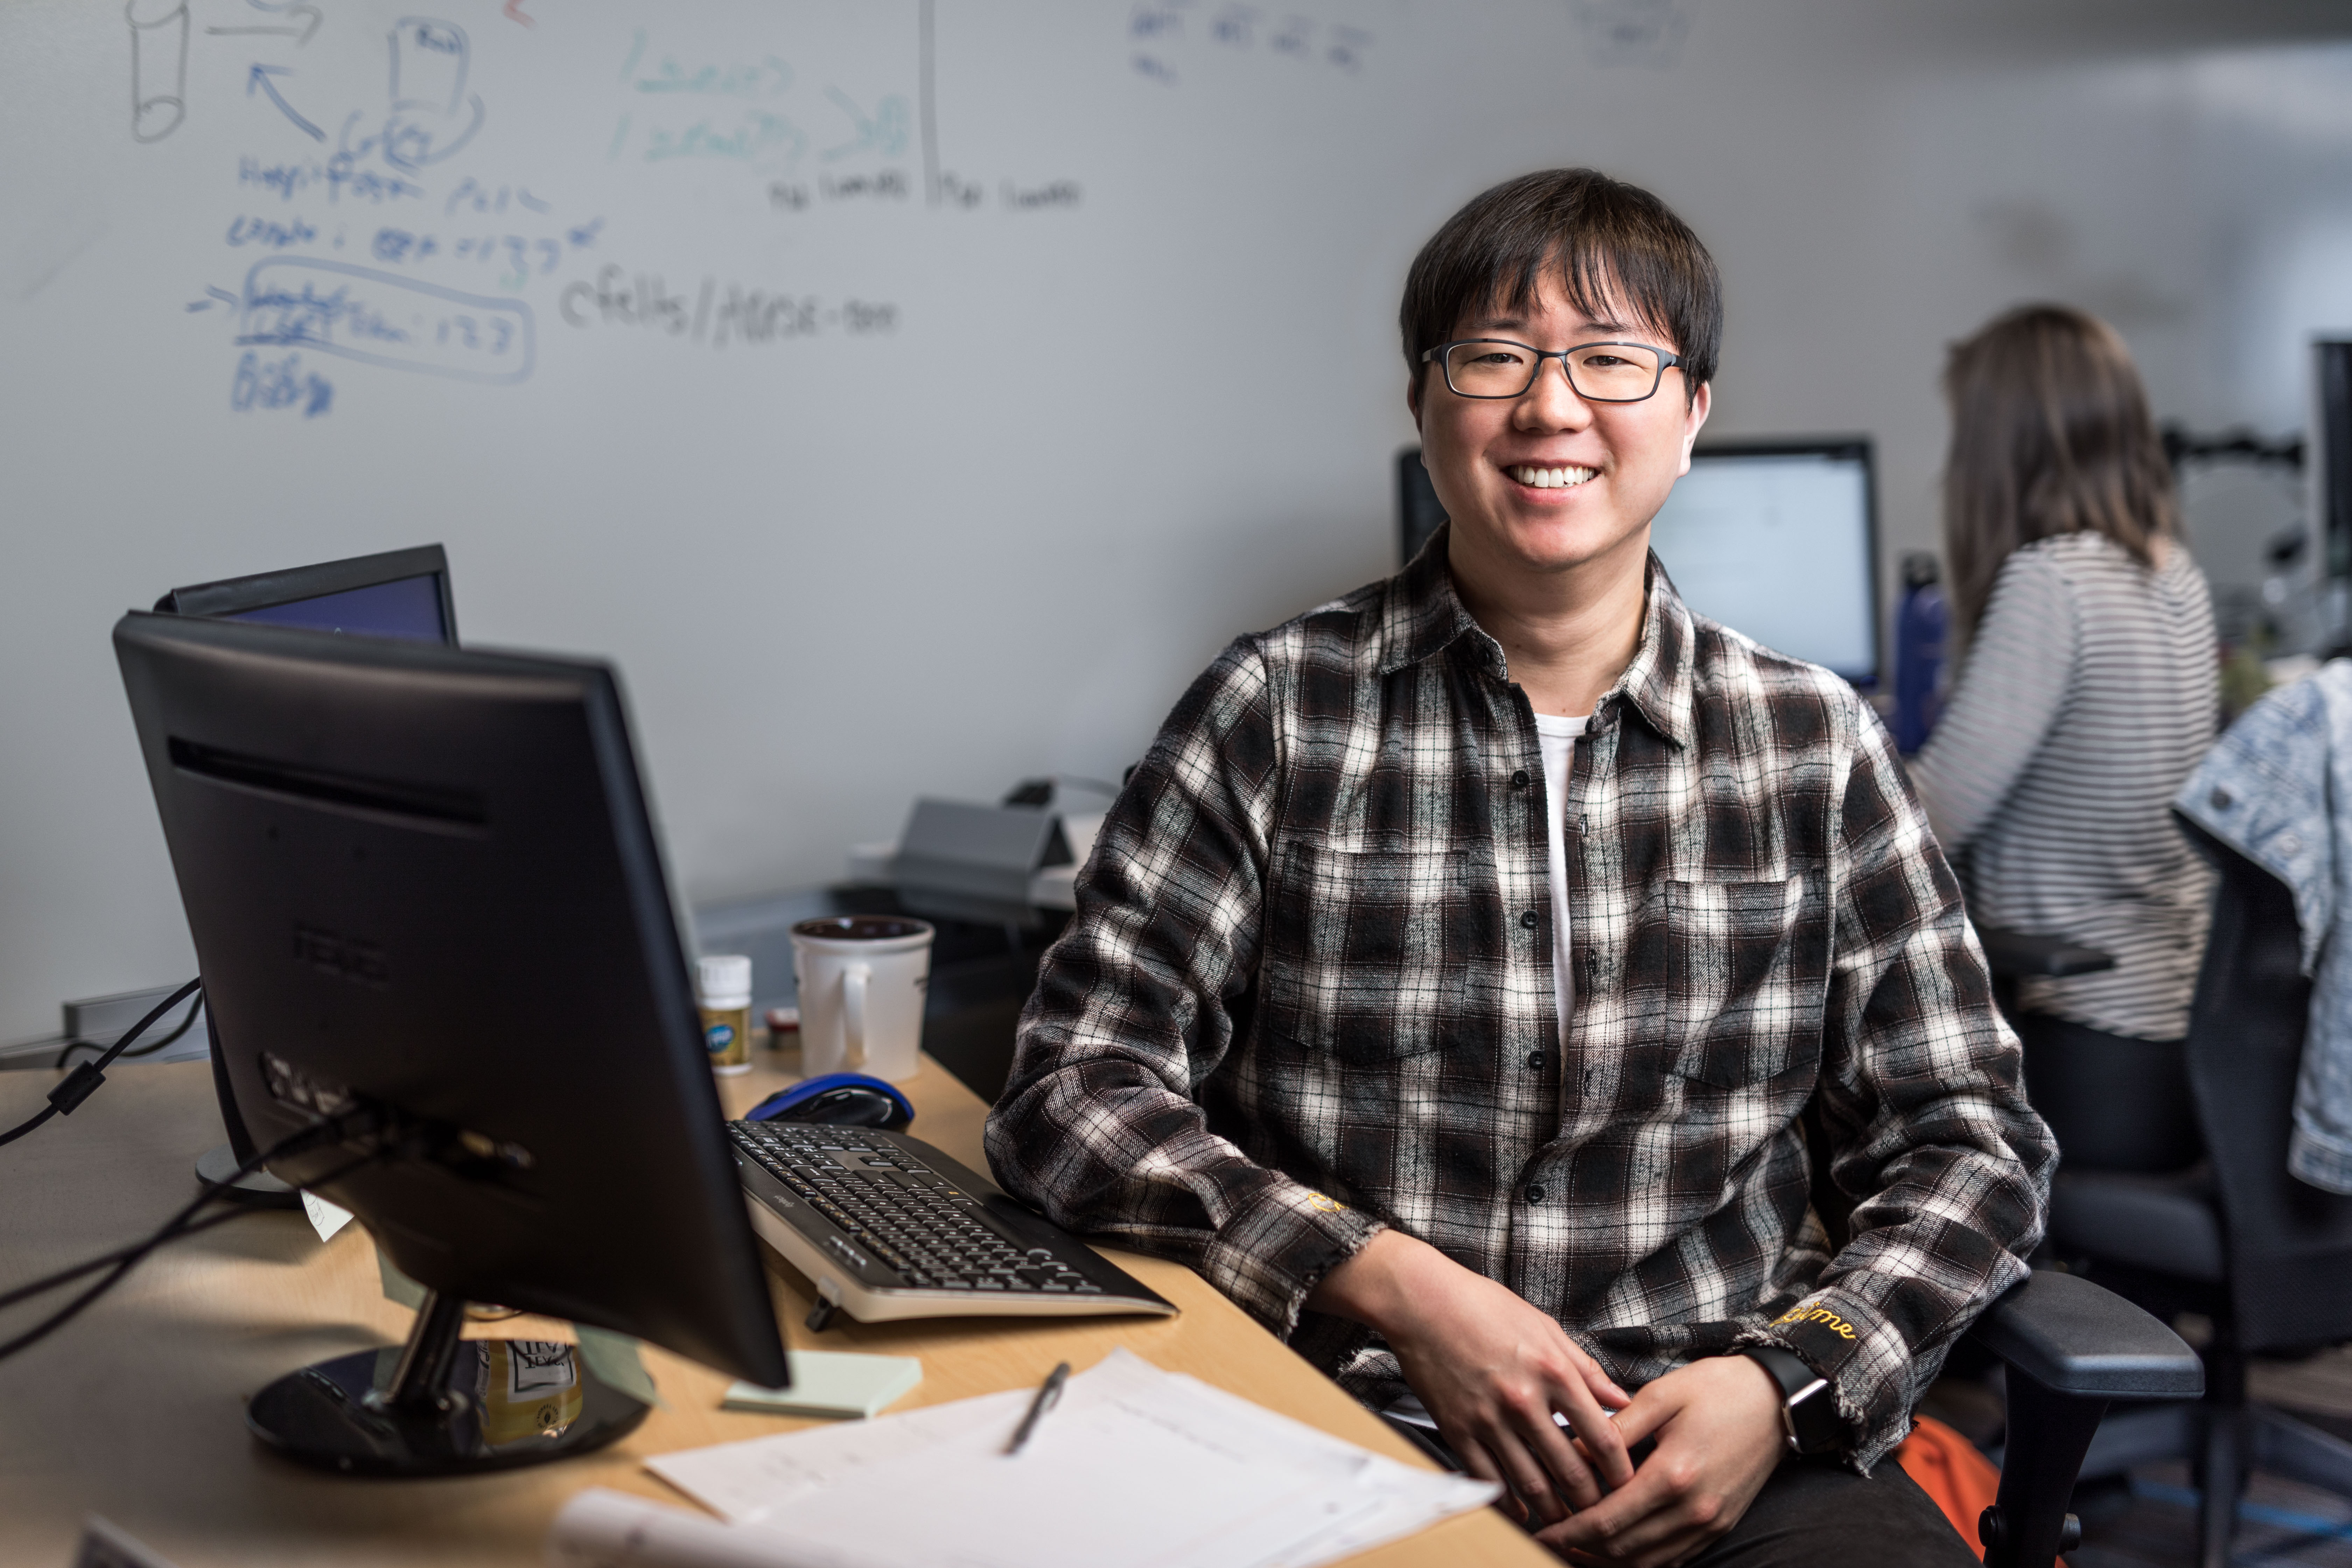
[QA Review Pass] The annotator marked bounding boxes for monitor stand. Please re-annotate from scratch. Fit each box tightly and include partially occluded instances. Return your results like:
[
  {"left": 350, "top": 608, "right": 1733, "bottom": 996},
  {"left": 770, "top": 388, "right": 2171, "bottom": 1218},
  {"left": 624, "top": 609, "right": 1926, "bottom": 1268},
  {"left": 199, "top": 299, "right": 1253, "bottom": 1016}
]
[{"left": 246, "top": 1291, "right": 652, "bottom": 1476}]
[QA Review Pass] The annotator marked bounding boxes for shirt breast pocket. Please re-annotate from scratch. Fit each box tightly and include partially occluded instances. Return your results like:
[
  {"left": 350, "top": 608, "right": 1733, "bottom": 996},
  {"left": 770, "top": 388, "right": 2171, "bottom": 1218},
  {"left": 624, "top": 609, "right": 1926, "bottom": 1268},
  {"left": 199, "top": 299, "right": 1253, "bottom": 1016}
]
[
  {"left": 1665, "top": 874, "right": 1825, "bottom": 1092},
  {"left": 1256, "top": 840, "right": 1473, "bottom": 1064}
]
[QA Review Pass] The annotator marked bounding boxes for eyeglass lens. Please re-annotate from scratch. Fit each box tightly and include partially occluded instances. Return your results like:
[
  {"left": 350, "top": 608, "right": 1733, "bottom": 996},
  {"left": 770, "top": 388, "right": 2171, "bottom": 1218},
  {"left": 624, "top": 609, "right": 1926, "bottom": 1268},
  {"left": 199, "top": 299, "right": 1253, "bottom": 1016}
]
[{"left": 1442, "top": 341, "right": 1666, "bottom": 401}]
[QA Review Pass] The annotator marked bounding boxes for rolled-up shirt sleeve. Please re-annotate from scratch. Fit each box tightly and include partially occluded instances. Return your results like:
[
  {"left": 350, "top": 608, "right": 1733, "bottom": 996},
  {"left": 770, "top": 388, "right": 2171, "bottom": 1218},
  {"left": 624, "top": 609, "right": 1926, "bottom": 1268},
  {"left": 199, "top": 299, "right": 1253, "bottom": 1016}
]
[
  {"left": 983, "top": 638, "right": 1385, "bottom": 1336},
  {"left": 1737, "top": 706, "right": 2057, "bottom": 1469}
]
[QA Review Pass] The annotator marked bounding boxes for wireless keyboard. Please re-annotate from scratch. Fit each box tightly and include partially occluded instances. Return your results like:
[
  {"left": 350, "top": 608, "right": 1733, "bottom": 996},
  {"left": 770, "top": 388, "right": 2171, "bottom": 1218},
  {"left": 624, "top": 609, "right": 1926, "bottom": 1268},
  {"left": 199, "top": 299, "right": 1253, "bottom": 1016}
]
[{"left": 728, "top": 1121, "right": 1177, "bottom": 1329}]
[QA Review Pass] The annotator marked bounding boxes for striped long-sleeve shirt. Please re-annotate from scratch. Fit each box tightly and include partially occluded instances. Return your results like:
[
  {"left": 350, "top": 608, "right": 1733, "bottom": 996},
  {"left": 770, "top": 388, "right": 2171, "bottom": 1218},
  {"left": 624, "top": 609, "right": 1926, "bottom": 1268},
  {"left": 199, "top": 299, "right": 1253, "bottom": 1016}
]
[
  {"left": 1909, "top": 532, "right": 2217, "bottom": 1041},
  {"left": 986, "top": 537, "right": 2052, "bottom": 1471}
]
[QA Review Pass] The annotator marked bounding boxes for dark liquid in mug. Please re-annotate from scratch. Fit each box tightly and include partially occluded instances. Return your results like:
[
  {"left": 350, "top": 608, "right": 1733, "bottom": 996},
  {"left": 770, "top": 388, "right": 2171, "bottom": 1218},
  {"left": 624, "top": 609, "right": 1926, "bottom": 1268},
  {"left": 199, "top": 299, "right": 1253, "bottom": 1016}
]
[{"left": 791, "top": 916, "right": 931, "bottom": 941}]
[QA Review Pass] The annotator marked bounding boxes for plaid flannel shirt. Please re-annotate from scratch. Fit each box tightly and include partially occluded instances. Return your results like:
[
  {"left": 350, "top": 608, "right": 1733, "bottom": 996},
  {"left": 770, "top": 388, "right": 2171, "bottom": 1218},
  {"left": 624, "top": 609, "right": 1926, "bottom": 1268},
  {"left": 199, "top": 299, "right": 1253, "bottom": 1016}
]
[{"left": 984, "top": 532, "right": 2054, "bottom": 1469}]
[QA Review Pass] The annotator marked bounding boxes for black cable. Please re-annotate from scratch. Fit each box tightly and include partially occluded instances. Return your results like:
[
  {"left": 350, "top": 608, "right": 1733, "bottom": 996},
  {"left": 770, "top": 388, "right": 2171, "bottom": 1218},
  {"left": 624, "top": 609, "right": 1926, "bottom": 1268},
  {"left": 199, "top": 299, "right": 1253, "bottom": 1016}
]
[
  {"left": 0, "top": 978, "right": 202, "bottom": 1152},
  {"left": 0, "top": 1106, "right": 58, "bottom": 1151},
  {"left": 0, "top": 1118, "right": 382, "bottom": 1363},
  {"left": 0, "top": 1127, "right": 306, "bottom": 1314},
  {"left": 54, "top": 987, "right": 203, "bottom": 1069},
  {"left": 0, "top": 1207, "right": 249, "bottom": 1313}
]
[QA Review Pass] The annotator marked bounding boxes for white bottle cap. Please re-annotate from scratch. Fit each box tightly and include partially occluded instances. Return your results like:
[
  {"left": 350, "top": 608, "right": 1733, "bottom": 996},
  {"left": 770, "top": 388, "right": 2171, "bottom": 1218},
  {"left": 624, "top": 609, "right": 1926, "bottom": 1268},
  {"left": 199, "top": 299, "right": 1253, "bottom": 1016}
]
[{"left": 696, "top": 954, "right": 752, "bottom": 1008}]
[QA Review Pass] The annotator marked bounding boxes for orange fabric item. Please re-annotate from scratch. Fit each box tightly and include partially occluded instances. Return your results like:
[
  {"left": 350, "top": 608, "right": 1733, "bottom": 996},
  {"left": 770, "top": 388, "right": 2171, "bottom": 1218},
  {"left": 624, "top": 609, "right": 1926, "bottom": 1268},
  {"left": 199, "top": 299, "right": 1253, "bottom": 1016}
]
[{"left": 1892, "top": 1415, "right": 2002, "bottom": 1559}]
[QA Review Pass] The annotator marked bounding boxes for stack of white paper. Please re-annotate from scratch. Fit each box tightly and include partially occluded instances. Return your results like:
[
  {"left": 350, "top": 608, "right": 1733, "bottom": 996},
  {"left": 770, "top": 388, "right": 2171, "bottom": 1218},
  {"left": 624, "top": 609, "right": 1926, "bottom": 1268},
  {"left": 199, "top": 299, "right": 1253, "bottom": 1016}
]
[{"left": 547, "top": 1350, "right": 1497, "bottom": 1568}]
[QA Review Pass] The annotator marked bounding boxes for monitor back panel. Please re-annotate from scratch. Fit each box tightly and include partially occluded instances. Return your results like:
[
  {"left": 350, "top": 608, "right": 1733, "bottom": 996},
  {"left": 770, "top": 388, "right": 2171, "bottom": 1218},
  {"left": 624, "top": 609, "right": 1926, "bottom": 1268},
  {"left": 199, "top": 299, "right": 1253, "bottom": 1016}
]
[{"left": 113, "top": 612, "right": 785, "bottom": 1386}]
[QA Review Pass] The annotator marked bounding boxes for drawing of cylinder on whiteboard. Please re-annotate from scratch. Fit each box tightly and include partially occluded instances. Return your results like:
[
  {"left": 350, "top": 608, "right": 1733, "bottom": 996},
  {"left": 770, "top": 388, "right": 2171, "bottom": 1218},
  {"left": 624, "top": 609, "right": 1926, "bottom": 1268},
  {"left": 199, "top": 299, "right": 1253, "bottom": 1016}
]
[
  {"left": 127, "top": 0, "right": 189, "bottom": 144},
  {"left": 385, "top": 17, "right": 484, "bottom": 170}
]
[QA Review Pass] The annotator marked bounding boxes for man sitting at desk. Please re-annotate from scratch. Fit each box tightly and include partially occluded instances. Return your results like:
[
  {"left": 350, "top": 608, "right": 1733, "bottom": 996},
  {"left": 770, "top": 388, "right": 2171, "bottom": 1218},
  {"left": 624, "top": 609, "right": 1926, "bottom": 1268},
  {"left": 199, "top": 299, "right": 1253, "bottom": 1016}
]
[{"left": 984, "top": 169, "right": 2050, "bottom": 1566}]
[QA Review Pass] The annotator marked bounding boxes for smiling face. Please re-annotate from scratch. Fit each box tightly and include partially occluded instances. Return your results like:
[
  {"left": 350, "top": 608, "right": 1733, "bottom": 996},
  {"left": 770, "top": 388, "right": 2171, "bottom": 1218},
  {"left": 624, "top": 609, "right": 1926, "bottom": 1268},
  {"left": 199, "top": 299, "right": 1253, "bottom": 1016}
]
[{"left": 1410, "top": 272, "right": 1710, "bottom": 584}]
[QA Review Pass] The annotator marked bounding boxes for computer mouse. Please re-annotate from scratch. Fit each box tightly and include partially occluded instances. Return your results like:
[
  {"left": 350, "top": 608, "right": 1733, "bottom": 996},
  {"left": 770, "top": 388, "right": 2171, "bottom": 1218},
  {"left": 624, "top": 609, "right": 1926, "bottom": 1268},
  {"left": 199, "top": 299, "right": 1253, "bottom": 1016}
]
[{"left": 746, "top": 1073, "right": 914, "bottom": 1132}]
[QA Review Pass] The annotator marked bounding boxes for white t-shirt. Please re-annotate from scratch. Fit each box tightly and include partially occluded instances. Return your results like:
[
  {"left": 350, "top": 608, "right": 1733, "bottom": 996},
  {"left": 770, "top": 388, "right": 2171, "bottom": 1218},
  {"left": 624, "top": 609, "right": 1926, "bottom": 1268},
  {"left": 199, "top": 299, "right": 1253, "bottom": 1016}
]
[{"left": 1533, "top": 712, "right": 1591, "bottom": 1039}]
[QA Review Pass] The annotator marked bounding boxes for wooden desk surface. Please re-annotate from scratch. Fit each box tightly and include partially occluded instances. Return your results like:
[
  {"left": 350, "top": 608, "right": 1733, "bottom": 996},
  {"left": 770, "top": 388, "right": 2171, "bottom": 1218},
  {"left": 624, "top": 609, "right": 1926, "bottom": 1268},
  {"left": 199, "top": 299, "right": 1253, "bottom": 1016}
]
[{"left": 0, "top": 1050, "right": 1548, "bottom": 1568}]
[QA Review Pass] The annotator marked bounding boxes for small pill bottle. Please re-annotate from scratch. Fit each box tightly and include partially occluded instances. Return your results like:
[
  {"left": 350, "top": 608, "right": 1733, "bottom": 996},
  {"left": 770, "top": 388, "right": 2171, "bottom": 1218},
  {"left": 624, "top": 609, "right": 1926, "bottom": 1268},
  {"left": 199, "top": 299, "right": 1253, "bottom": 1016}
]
[{"left": 697, "top": 954, "right": 754, "bottom": 1076}]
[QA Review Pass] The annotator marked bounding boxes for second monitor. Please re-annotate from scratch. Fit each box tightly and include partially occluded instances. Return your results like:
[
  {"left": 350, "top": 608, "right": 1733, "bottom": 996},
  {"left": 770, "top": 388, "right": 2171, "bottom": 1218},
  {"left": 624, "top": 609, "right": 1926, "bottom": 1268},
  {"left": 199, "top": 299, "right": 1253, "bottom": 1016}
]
[
  {"left": 1396, "top": 438, "right": 1882, "bottom": 686},
  {"left": 1647, "top": 439, "right": 1880, "bottom": 686}
]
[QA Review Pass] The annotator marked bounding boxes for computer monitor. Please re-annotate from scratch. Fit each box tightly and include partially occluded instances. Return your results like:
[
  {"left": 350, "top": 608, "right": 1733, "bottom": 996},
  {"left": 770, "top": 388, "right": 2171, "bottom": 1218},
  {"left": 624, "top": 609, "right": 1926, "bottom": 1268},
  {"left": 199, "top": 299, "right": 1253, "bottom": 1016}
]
[
  {"left": 113, "top": 611, "right": 787, "bottom": 1476},
  {"left": 1393, "top": 440, "right": 1882, "bottom": 685},
  {"left": 156, "top": 545, "right": 459, "bottom": 1202},
  {"left": 155, "top": 543, "right": 457, "bottom": 644},
  {"left": 1647, "top": 439, "right": 1882, "bottom": 685}
]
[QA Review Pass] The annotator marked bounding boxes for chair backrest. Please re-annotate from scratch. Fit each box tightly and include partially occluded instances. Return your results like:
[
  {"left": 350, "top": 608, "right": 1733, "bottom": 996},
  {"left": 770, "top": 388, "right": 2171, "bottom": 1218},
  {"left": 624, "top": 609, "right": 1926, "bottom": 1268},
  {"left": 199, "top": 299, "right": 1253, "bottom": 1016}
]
[{"left": 2182, "top": 821, "right": 2352, "bottom": 1351}]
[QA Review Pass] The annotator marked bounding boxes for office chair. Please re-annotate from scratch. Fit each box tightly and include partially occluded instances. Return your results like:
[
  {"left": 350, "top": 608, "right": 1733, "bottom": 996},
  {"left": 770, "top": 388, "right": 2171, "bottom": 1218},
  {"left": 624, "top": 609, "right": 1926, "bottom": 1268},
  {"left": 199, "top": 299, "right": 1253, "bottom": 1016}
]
[
  {"left": 1800, "top": 1066, "right": 2200, "bottom": 1568},
  {"left": 1976, "top": 924, "right": 2117, "bottom": 1022},
  {"left": 2039, "top": 827, "right": 2352, "bottom": 1568}
]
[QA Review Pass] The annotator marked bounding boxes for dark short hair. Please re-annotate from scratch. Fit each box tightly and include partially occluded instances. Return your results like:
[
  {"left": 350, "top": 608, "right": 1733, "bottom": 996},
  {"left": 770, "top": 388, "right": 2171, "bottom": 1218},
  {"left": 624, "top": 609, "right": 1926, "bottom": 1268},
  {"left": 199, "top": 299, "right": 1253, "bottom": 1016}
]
[{"left": 1399, "top": 169, "right": 1721, "bottom": 397}]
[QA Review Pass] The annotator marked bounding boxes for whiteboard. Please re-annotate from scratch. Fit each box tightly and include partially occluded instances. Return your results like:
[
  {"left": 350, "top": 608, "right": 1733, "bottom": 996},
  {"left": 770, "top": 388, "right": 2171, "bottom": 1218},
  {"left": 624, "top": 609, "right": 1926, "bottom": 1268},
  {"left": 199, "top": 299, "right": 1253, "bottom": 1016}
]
[
  {"left": 0, "top": 0, "right": 1479, "bottom": 1036},
  {"left": 16, "top": 0, "right": 2326, "bottom": 1038}
]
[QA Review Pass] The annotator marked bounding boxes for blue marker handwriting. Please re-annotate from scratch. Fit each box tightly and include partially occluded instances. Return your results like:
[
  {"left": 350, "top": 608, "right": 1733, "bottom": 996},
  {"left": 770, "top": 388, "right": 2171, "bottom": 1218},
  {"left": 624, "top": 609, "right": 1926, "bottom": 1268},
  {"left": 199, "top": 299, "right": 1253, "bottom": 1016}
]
[
  {"left": 226, "top": 214, "right": 320, "bottom": 248},
  {"left": 443, "top": 178, "right": 554, "bottom": 217},
  {"left": 234, "top": 257, "right": 534, "bottom": 384},
  {"left": 559, "top": 264, "right": 897, "bottom": 348},
  {"left": 232, "top": 349, "right": 333, "bottom": 415},
  {"left": 239, "top": 153, "right": 425, "bottom": 204},
  {"left": 368, "top": 217, "right": 603, "bottom": 285}
]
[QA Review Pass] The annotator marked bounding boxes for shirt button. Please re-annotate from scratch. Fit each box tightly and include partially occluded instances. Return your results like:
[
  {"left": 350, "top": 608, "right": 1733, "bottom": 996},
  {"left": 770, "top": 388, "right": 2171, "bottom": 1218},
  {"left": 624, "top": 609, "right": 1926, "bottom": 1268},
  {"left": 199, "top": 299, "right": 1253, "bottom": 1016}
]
[
  {"left": 1526, "top": 1051, "right": 1547, "bottom": 1069},
  {"left": 1524, "top": 1185, "right": 1546, "bottom": 1204},
  {"left": 1520, "top": 910, "right": 1539, "bottom": 930},
  {"left": 1511, "top": 769, "right": 1529, "bottom": 789}
]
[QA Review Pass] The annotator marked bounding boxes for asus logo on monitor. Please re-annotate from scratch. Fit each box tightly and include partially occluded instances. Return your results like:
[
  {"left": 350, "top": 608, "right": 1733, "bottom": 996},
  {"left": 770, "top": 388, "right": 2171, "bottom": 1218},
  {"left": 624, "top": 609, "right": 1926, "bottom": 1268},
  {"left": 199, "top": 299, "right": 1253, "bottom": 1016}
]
[{"left": 294, "top": 924, "right": 390, "bottom": 988}]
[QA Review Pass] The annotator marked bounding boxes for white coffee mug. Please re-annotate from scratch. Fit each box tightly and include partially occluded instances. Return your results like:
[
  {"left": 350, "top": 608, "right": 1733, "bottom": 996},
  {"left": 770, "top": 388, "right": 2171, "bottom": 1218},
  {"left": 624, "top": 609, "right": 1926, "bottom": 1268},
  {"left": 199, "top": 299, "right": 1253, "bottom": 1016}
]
[{"left": 790, "top": 916, "right": 932, "bottom": 1082}]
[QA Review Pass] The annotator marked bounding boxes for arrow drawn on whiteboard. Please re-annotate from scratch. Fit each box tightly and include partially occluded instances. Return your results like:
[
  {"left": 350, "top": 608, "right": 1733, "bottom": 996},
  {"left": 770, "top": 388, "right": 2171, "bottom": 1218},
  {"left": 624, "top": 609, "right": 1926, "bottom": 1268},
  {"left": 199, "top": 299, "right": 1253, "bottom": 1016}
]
[
  {"left": 504, "top": 0, "right": 535, "bottom": 27},
  {"left": 248, "top": 63, "right": 325, "bottom": 140},
  {"left": 208, "top": 7, "right": 323, "bottom": 46}
]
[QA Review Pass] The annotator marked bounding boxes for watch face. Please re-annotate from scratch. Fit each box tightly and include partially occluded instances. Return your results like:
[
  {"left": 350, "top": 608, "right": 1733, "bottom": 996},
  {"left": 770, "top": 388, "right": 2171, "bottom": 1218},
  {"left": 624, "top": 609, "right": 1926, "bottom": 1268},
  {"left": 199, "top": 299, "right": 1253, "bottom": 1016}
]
[{"left": 1783, "top": 1382, "right": 1840, "bottom": 1455}]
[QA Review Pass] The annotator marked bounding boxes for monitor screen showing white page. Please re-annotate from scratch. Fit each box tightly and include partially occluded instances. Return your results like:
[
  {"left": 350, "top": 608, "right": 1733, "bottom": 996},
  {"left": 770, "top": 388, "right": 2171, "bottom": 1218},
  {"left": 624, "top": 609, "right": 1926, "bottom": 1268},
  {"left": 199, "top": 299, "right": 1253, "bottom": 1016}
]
[{"left": 1647, "top": 449, "right": 1878, "bottom": 683}]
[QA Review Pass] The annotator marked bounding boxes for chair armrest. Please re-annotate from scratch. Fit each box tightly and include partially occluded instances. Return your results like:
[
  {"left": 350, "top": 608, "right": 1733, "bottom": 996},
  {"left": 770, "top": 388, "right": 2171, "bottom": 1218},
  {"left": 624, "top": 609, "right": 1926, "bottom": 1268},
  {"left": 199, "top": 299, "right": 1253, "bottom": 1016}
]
[
  {"left": 1975, "top": 926, "right": 2118, "bottom": 980},
  {"left": 1967, "top": 1269, "right": 2203, "bottom": 1400},
  {"left": 1966, "top": 1272, "right": 2202, "bottom": 1567}
]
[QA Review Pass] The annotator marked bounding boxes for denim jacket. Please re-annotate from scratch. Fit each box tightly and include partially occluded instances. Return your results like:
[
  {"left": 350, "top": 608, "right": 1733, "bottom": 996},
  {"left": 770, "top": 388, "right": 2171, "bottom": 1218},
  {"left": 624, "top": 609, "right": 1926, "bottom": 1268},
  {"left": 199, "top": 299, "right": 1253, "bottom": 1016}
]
[{"left": 2175, "top": 662, "right": 2352, "bottom": 1195}]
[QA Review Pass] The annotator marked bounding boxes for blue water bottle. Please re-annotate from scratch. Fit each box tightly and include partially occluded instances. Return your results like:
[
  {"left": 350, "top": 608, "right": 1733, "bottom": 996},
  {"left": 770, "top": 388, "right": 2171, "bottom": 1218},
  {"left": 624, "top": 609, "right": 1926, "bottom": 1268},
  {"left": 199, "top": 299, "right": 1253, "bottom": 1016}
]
[{"left": 1892, "top": 552, "right": 1947, "bottom": 754}]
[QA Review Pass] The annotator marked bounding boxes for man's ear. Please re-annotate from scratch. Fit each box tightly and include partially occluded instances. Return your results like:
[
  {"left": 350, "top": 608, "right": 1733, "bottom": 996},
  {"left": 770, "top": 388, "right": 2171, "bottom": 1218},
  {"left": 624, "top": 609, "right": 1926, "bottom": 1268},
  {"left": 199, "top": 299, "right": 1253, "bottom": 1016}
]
[
  {"left": 1406, "top": 369, "right": 1425, "bottom": 432},
  {"left": 1677, "top": 382, "right": 1712, "bottom": 476}
]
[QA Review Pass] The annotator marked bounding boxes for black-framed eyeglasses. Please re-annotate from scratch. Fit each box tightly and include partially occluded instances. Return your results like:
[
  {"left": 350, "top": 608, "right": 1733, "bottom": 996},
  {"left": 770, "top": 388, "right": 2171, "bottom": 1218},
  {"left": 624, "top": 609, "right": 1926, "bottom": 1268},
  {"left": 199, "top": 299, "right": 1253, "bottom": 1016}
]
[{"left": 1421, "top": 338, "right": 1682, "bottom": 403}]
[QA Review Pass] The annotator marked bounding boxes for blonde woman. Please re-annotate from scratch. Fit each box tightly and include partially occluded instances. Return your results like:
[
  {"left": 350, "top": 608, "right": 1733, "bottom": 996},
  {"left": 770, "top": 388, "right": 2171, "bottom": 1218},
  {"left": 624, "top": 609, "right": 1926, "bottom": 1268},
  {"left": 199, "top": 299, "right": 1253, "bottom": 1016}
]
[{"left": 1911, "top": 304, "right": 2217, "bottom": 1172}]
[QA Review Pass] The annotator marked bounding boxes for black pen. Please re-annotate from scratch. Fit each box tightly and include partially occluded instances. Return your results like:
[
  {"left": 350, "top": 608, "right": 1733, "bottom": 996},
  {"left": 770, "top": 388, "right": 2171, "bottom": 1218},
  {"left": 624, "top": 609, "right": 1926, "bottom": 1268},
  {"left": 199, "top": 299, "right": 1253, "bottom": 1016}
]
[{"left": 1004, "top": 1360, "right": 1071, "bottom": 1455}]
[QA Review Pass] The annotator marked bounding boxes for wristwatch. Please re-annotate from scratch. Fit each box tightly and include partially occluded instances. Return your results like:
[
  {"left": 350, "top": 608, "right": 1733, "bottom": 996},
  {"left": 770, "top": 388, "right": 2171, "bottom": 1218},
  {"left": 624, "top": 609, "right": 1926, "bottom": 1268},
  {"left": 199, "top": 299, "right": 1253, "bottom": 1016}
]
[{"left": 1738, "top": 1346, "right": 1842, "bottom": 1456}]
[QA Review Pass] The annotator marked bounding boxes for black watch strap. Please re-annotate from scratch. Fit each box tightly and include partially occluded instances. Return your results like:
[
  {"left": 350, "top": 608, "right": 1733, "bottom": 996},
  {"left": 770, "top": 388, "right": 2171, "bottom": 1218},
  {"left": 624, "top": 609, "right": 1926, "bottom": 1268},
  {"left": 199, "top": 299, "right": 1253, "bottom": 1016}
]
[{"left": 1738, "top": 1345, "right": 1842, "bottom": 1456}]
